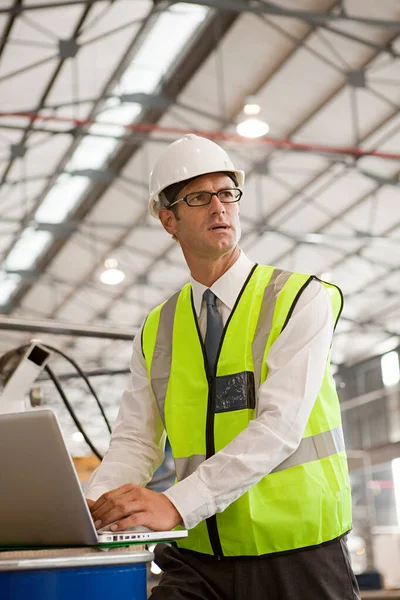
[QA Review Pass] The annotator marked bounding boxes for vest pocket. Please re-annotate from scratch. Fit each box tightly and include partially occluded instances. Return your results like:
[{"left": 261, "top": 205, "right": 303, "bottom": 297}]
[{"left": 214, "top": 371, "right": 255, "bottom": 413}]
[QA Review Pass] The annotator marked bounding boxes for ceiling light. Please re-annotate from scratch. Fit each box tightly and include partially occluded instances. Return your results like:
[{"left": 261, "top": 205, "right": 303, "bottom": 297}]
[
  {"left": 0, "top": 271, "right": 21, "bottom": 306},
  {"left": 236, "top": 119, "right": 269, "bottom": 139},
  {"left": 243, "top": 102, "right": 262, "bottom": 117},
  {"left": 100, "top": 259, "right": 125, "bottom": 285},
  {"left": 236, "top": 98, "right": 269, "bottom": 139},
  {"left": 72, "top": 431, "right": 84, "bottom": 442},
  {"left": 4, "top": 227, "right": 53, "bottom": 271}
]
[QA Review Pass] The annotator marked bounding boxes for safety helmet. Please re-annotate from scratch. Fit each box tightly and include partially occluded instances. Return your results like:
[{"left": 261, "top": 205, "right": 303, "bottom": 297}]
[{"left": 148, "top": 134, "right": 245, "bottom": 219}]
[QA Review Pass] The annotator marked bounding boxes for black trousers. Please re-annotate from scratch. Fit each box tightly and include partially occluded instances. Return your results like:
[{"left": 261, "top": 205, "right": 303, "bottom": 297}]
[{"left": 149, "top": 537, "right": 360, "bottom": 600}]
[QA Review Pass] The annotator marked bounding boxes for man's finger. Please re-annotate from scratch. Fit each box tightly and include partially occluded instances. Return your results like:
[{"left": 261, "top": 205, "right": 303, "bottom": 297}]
[
  {"left": 90, "top": 483, "right": 140, "bottom": 513},
  {"left": 91, "top": 487, "right": 142, "bottom": 520},
  {"left": 92, "top": 499, "right": 143, "bottom": 529},
  {"left": 108, "top": 512, "right": 146, "bottom": 532}
]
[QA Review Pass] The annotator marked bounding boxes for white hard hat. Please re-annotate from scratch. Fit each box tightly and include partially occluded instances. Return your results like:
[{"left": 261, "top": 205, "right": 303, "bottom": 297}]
[{"left": 148, "top": 134, "right": 245, "bottom": 219}]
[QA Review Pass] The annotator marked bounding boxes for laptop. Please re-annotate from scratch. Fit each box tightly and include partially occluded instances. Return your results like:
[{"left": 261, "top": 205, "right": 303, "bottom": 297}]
[{"left": 0, "top": 409, "right": 187, "bottom": 548}]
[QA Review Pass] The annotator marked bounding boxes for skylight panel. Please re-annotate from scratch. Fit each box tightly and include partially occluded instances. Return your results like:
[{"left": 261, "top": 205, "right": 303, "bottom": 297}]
[
  {"left": 4, "top": 228, "right": 53, "bottom": 271},
  {"left": 90, "top": 103, "right": 142, "bottom": 138},
  {"left": 0, "top": 271, "right": 21, "bottom": 306},
  {"left": 117, "top": 64, "right": 161, "bottom": 96},
  {"left": 66, "top": 136, "right": 119, "bottom": 171},
  {"left": 115, "top": 3, "right": 209, "bottom": 96},
  {"left": 35, "top": 174, "right": 90, "bottom": 224}
]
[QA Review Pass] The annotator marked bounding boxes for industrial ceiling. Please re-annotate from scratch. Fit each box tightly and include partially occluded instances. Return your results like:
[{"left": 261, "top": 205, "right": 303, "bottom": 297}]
[{"left": 0, "top": 0, "right": 399, "bottom": 452}]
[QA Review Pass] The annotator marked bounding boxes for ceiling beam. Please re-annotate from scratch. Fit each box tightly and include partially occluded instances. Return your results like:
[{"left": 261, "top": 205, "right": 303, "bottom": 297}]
[
  {"left": 181, "top": 0, "right": 400, "bottom": 29},
  {"left": 0, "top": 0, "right": 106, "bottom": 15},
  {"left": 0, "top": 0, "right": 22, "bottom": 61},
  {"left": 319, "top": 23, "right": 400, "bottom": 58}
]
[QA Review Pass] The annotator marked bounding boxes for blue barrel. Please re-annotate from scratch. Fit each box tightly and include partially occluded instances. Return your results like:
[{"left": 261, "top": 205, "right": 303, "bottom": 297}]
[{"left": 0, "top": 547, "right": 153, "bottom": 600}]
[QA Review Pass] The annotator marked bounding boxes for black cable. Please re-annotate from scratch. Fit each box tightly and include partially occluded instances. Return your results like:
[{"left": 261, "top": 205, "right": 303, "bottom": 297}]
[
  {"left": 41, "top": 344, "right": 112, "bottom": 434},
  {"left": 2, "top": 342, "right": 112, "bottom": 434},
  {"left": 45, "top": 364, "right": 104, "bottom": 461}
]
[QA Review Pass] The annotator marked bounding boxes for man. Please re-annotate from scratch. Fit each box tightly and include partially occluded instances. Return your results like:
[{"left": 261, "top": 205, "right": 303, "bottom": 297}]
[{"left": 86, "top": 134, "right": 360, "bottom": 599}]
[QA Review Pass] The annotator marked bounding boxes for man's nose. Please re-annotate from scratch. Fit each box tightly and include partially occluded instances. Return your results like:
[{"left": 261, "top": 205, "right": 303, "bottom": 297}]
[{"left": 209, "top": 193, "right": 226, "bottom": 214}]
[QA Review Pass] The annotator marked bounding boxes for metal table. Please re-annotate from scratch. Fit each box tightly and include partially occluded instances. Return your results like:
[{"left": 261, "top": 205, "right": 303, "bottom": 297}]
[{"left": 0, "top": 546, "right": 154, "bottom": 600}]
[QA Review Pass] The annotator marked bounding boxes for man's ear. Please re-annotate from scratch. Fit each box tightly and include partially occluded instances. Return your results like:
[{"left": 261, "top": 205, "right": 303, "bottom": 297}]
[{"left": 159, "top": 208, "right": 178, "bottom": 236}]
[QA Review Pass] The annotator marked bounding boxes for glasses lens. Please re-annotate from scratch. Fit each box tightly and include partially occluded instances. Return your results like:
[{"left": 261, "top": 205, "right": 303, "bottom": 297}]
[
  {"left": 185, "top": 189, "right": 241, "bottom": 206},
  {"left": 186, "top": 192, "right": 212, "bottom": 206},
  {"left": 217, "top": 189, "right": 241, "bottom": 202}
]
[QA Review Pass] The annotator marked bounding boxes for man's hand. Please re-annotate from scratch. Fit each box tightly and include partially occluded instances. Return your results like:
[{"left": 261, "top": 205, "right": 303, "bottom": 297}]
[{"left": 88, "top": 483, "right": 183, "bottom": 532}]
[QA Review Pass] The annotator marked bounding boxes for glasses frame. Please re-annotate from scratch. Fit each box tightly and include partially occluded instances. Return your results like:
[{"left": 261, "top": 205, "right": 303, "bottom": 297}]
[{"left": 167, "top": 187, "right": 243, "bottom": 209}]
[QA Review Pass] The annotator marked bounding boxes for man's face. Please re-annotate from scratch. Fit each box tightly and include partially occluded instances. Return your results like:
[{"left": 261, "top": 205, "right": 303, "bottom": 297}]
[{"left": 160, "top": 172, "right": 241, "bottom": 259}]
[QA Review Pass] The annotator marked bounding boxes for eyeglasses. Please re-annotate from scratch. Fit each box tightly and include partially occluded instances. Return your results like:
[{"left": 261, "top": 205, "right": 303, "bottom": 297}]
[{"left": 168, "top": 188, "right": 242, "bottom": 209}]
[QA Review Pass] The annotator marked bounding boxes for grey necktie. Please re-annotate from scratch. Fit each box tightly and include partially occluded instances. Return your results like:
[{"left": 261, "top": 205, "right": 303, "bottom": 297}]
[{"left": 203, "top": 289, "right": 224, "bottom": 374}]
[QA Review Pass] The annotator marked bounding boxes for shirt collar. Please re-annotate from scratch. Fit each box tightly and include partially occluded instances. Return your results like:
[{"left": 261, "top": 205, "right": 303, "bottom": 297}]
[{"left": 190, "top": 250, "right": 255, "bottom": 317}]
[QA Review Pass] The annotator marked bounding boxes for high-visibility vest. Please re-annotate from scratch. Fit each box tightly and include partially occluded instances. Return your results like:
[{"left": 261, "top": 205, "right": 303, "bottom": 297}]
[{"left": 142, "top": 265, "right": 352, "bottom": 557}]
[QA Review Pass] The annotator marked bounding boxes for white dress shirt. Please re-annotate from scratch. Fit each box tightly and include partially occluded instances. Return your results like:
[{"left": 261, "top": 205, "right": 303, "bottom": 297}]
[{"left": 86, "top": 251, "right": 334, "bottom": 531}]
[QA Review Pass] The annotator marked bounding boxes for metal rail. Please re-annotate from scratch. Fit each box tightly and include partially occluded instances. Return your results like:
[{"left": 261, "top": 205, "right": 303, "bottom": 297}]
[{"left": 0, "top": 316, "right": 137, "bottom": 340}]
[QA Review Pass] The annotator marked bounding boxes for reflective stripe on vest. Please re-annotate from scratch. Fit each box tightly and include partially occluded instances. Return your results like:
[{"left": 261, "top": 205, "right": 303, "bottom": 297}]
[
  {"left": 174, "top": 425, "right": 345, "bottom": 481},
  {"left": 251, "top": 268, "right": 291, "bottom": 403},
  {"left": 150, "top": 290, "right": 180, "bottom": 428}
]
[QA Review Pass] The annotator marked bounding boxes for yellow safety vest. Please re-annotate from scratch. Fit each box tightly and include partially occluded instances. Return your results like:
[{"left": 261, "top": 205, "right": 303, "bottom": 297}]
[{"left": 142, "top": 265, "right": 352, "bottom": 557}]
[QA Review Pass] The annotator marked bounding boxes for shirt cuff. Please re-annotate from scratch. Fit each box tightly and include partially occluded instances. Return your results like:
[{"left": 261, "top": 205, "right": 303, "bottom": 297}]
[{"left": 163, "top": 473, "right": 215, "bottom": 530}]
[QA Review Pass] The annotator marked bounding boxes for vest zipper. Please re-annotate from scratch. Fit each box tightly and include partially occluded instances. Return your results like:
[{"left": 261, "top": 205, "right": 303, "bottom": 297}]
[{"left": 206, "top": 376, "right": 224, "bottom": 558}]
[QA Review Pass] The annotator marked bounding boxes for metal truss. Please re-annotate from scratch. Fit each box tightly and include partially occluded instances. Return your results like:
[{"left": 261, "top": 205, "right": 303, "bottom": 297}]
[{"left": 0, "top": 0, "right": 107, "bottom": 15}]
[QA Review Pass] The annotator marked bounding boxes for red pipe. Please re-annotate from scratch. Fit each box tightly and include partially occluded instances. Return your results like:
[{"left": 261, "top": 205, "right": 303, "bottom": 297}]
[{"left": 1, "top": 111, "right": 399, "bottom": 161}]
